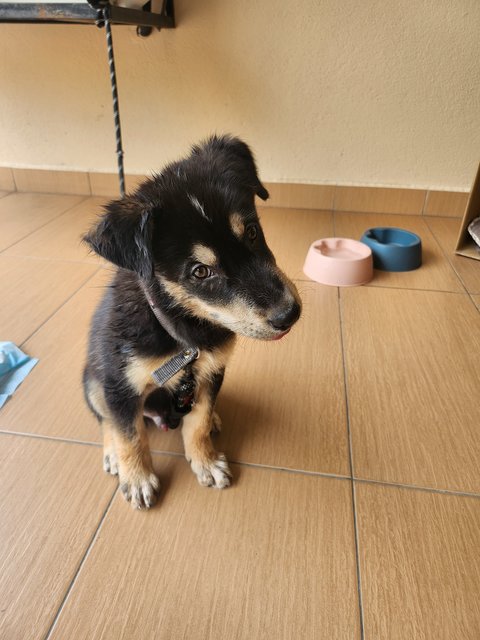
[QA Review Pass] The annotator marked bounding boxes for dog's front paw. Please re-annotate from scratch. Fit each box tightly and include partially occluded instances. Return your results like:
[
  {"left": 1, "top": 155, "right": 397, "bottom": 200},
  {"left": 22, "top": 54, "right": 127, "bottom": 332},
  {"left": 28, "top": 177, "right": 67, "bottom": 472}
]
[
  {"left": 119, "top": 471, "right": 161, "bottom": 510},
  {"left": 190, "top": 453, "right": 232, "bottom": 489}
]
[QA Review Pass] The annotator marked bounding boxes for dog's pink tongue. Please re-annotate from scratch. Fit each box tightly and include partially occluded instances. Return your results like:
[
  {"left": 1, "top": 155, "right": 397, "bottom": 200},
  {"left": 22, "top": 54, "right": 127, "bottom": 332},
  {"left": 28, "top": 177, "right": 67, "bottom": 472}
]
[{"left": 271, "top": 328, "right": 291, "bottom": 341}]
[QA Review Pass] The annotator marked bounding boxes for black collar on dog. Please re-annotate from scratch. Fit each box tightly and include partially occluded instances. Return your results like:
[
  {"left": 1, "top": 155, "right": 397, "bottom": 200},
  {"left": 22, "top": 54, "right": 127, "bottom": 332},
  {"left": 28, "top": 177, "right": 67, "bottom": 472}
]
[{"left": 138, "top": 278, "right": 200, "bottom": 387}]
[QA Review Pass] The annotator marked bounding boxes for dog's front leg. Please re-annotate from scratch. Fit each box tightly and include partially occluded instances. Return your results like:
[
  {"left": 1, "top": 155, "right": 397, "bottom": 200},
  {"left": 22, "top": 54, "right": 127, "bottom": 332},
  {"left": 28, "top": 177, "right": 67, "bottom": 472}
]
[
  {"left": 182, "top": 380, "right": 232, "bottom": 489},
  {"left": 104, "top": 386, "right": 160, "bottom": 509},
  {"left": 112, "top": 417, "right": 161, "bottom": 509}
]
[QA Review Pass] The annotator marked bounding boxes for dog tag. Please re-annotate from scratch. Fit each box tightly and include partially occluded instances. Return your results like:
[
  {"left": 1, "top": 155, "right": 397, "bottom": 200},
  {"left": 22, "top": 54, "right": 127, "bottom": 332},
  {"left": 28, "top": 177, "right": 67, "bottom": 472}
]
[{"left": 151, "top": 347, "right": 199, "bottom": 386}]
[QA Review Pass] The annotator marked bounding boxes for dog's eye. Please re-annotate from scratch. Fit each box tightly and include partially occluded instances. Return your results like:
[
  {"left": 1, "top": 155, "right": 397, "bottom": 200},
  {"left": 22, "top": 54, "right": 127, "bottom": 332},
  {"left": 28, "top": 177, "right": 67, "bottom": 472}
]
[
  {"left": 192, "top": 264, "right": 213, "bottom": 280},
  {"left": 246, "top": 223, "right": 258, "bottom": 242}
]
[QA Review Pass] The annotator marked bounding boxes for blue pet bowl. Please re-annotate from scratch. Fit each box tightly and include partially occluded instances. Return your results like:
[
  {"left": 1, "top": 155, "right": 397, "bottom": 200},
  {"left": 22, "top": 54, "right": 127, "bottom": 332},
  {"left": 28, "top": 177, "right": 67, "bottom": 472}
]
[{"left": 360, "top": 227, "right": 422, "bottom": 272}]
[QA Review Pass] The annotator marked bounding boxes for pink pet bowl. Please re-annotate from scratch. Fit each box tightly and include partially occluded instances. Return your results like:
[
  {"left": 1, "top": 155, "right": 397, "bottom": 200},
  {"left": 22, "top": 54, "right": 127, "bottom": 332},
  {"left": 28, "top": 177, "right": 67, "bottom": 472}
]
[{"left": 303, "top": 238, "right": 373, "bottom": 287}]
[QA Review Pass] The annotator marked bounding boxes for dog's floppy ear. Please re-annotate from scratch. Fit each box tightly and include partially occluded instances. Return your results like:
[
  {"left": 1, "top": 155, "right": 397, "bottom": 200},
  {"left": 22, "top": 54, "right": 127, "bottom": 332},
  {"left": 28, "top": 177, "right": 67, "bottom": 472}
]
[
  {"left": 255, "top": 182, "right": 269, "bottom": 201},
  {"left": 228, "top": 137, "right": 270, "bottom": 201},
  {"left": 83, "top": 197, "right": 154, "bottom": 279},
  {"left": 207, "top": 135, "right": 269, "bottom": 201}
]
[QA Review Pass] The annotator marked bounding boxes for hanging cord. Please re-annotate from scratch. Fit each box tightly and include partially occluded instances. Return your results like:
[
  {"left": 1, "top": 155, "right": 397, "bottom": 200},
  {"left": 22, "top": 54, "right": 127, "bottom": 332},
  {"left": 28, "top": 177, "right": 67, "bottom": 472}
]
[{"left": 103, "top": 6, "right": 126, "bottom": 198}]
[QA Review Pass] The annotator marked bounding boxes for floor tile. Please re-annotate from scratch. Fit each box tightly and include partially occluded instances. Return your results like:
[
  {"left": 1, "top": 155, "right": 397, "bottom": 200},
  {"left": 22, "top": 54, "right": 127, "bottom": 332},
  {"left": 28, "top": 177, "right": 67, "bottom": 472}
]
[
  {"left": 148, "top": 283, "right": 350, "bottom": 476},
  {"left": 0, "top": 255, "right": 98, "bottom": 345},
  {"left": 341, "top": 287, "right": 480, "bottom": 493},
  {"left": 356, "top": 483, "right": 480, "bottom": 640},
  {"left": 4, "top": 196, "right": 106, "bottom": 263},
  {"left": 50, "top": 459, "right": 360, "bottom": 640},
  {"left": 0, "top": 434, "right": 115, "bottom": 640},
  {"left": 259, "top": 207, "right": 334, "bottom": 280},
  {"left": 0, "top": 269, "right": 113, "bottom": 441},
  {"left": 334, "top": 212, "right": 463, "bottom": 291},
  {"left": 0, "top": 193, "right": 84, "bottom": 252},
  {"left": 426, "top": 216, "right": 480, "bottom": 294}
]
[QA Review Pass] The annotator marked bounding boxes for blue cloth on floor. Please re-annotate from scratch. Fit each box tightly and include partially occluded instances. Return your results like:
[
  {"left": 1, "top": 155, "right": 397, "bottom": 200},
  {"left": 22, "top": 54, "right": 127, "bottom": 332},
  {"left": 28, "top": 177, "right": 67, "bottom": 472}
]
[{"left": 0, "top": 342, "right": 38, "bottom": 408}]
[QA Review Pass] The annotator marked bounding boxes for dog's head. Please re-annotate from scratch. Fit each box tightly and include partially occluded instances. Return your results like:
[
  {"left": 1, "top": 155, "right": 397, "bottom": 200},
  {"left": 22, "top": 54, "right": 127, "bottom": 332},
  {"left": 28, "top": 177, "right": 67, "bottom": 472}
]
[{"left": 84, "top": 135, "right": 301, "bottom": 340}]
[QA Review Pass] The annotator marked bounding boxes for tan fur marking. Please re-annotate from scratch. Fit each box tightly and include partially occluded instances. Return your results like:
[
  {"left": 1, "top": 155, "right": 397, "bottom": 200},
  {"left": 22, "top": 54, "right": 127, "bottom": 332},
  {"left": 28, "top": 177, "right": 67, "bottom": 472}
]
[
  {"left": 182, "top": 390, "right": 214, "bottom": 461},
  {"left": 113, "top": 421, "right": 152, "bottom": 477},
  {"left": 229, "top": 212, "right": 244, "bottom": 238},
  {"left": 125, "top": 353, "right": 176, "bottom": 394},
  {"left": 159, "top": 277, "right": 272, "bottom": 338},
  {"left": 102, "top": 421, "right": 118, "bottom": 475},
  {"left": 112, "top": 416, "right": 160, "bottom": 509},
  {"left": 182, "top": 387, "right": 232, "bottom": 488},
  {"left": 103, "top": 421, "right": 114, "bottom": 452},
  {"left": 86, "top": 377, "right": 110, "bottom": 419},
  {"left": 159, "top": 278, "right": 217, "bottom": 321},
  {"left": 125, "top": 337, "right": 235, "bottom": 406},
  {"left": 192, "top": 244, "right": 217, "bottom": 266},
  {"left": 157, "top": 267, "right": 300, "bottom": 340},
  {"left": 193, "top": 335, "right": 236, "bottom": 383}
]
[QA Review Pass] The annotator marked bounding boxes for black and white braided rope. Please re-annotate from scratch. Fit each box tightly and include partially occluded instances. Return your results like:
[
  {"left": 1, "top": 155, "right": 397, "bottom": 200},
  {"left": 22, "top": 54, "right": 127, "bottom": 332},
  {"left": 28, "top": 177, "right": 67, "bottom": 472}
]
[{"left": 103, "top": 6, "right": 126, "bottom": 198}]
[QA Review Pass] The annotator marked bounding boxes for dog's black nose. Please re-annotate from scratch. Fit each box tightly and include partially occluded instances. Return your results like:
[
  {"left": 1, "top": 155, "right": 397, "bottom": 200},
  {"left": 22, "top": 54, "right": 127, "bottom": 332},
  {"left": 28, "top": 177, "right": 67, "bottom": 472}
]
[{"left": 268, "top": 301, "right": 301, "bottom": 331}]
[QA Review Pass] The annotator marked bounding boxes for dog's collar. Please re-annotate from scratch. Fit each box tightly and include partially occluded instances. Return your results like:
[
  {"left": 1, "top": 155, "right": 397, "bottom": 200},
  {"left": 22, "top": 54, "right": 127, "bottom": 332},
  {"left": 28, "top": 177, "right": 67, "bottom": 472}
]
[{"left": 139, "top": 278, "right": 200, "bottom": 387}]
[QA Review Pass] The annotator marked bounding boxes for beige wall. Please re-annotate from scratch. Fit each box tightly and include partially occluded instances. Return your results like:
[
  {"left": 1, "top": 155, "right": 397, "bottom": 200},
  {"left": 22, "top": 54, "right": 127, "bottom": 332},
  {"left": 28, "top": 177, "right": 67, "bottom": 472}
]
[{"left": 0, "top": 0, "right": 479, "bottom": 190}]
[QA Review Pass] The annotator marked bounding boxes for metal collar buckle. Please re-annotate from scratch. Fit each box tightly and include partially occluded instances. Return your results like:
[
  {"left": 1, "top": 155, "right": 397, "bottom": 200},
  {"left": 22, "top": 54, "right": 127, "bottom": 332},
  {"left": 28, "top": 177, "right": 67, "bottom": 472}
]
[{"left": 151, "top": 347, "right": 200, "bottom": 387}]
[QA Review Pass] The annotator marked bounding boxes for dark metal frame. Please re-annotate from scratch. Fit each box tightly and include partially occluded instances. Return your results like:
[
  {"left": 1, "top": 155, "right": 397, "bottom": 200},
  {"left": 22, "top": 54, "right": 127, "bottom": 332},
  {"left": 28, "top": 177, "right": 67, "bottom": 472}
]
[
  {"left": 0, "top": 0, "right": 175, "bottom": 196},
  {"left": 0, "top": 0, "right": 175, "bottom": 29}
]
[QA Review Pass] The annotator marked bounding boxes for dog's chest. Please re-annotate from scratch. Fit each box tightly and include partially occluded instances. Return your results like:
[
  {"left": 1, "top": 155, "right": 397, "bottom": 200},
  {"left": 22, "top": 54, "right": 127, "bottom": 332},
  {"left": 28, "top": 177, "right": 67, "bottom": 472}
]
[{"left": 124, "top": 338, "right": 236, "bottom": 396}]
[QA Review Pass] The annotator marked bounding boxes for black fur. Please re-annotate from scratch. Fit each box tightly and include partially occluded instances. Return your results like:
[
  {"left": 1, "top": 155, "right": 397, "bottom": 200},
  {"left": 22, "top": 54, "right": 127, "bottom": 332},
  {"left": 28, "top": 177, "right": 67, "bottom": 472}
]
[
  {"left": 82, "top": 135, "right": 301, "bottom": 503},
  {"left": 209, "top": 369, "right": 225, "bottom": 403}
]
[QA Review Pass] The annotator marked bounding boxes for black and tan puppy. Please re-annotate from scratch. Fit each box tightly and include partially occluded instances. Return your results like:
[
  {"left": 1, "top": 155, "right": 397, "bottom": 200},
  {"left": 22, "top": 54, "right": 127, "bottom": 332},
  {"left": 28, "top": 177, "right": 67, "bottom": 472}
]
[{"left": 83, "top": 135, "right": 301, "bottom": 509}]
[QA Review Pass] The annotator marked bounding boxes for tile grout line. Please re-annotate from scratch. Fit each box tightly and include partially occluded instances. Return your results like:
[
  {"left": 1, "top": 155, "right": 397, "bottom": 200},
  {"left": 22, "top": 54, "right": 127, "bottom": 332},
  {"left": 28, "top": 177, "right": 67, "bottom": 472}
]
[
  {"left": 292, "top": 277, "right": 472, "bottom": 295},
  {"left": 0, "top": 429, "right": 103, "bottom": 448},
  {"left": 224, "top": 458, "right": 350, "bottom": 480},
  {"left": 0, "top": 429, "right": 352, "bottom": 482},
  {"left": 151, "top": 447, "right": 354, "bottom": 482},
  {"left": 421, "top": 190, "right": 429, "bottom": 215},
  {"left": 336, "top": 284, "right": 365, "bottom": 640},
  {"left": 0, "top": 194, "right": 90, "bottom": 254},
  {"left": 353, "top": 476, "right": 480, "bottom": 500},
  {"left": 32, "top": 431, "right": 480, "bottom": 497},
  {"left": 43, "top": 486, "right": 119, "bottom": 640},
  {"left": 423, "top": 217, "right": 480, "bottom": 311},
  {"left": 86, "top": 171, "right": 93, "bottom": 197},
  {"left": 2, "top": 428, "right": 480, "bottom": 500},
  {"left": 1, "top": 254, "right": 102, "bottom": 266},
  {"left": 47, "top": 432, "right": 480, "bottom": 498},
  {"left": 0, "top": 427, "right": 480, "bottom": 500},
  {"left": 332, "top": 203, "right": 365, "bottom": 637},
  {"left": 423, "top": 216, "right": 470, "bottom": 294},
  {"left": 332, "top": 185, "right": 338, "bottom": 211},
  {"left": 19, "top": 267, "right": 103, "bottom": 348}
]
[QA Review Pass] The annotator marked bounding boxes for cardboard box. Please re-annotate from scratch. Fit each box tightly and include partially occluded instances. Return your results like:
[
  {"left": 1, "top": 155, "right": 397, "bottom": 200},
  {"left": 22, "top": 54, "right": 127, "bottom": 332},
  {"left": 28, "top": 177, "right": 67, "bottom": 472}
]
[{"left": 455, "top": 161, "right": 480, "bottom": 260}]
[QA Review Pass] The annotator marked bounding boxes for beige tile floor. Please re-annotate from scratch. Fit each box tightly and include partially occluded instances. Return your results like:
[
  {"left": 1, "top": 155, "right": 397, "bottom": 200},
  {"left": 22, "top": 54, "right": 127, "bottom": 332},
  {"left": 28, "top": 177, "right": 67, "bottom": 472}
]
[{"left": 0, "top": 193, "right": 479, "bottom": 639}]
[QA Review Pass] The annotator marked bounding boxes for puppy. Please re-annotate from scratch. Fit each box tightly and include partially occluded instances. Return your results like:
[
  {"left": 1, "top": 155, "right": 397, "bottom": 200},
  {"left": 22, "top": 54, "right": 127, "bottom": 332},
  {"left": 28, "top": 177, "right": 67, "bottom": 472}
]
[{"left": 83, "top": 135, "right": 301, "bottom": 509}]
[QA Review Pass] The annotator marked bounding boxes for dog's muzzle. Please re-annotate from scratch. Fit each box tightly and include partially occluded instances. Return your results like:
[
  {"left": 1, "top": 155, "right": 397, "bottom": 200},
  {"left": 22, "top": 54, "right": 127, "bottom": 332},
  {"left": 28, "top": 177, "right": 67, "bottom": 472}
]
[{"left": 267, "top": 300, "right": 301, "bottom": 332}]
